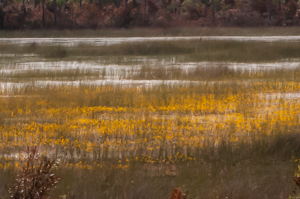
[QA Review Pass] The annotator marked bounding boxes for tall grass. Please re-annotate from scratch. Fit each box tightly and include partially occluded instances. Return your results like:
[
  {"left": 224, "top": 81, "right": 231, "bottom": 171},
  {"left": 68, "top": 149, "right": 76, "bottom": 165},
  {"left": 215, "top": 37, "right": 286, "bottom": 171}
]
[
  {"left": 51, "top": 134, "right": 300, "bottom": 199},
  {"left": 0, "top": 82, "right": 299, "bottom": 198},
  {"left": 1, "top": 27, "right": 300, "bottom": 37},
  {"left": 1, "top": 133, "right": 299, "bottom": 199},
  {"left": 1, "top": 33, "right": 300, "bottom": 199},
  {"left": 3, "top": 64, "right": 300, "bottom": 82},
  {"left": 2, "top": 40, "right": 300, "bottom": 62}
]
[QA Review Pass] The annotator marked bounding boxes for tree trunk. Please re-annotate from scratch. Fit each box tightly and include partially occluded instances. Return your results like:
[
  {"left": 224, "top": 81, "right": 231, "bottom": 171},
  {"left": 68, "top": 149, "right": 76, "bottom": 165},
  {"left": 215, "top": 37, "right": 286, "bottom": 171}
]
[
  {"left": 59, "top": 0, "right": 62, "bottom": 27},
  {"left": 72, "top": 6, "right": 74, "bottom": 29},
  {"left": 278, "top": 0, "right": 281, "bottom": 11},
  {"left": 269, "top": 0, "right": 272, "bottom": 24},
  {"left": 54, "top": 0, "right": 56, "bottom": 27},
  {"left": 212, "top": 0, "right": 215, "bottom": 22},
  {"left": 80, "top": 0, "right": 82, "bottom": 7},
  {"left": 22, "top": 4, "right": 26, "bottom": 26},
  {"left": 204, "top": 0, "right": 207, "bottom": 17},
  {"left": 42, "top": 0, "right": 45, "bottom": 26},
  {"left": 0, "top": 5, "right": 4, "bottom": 29}
]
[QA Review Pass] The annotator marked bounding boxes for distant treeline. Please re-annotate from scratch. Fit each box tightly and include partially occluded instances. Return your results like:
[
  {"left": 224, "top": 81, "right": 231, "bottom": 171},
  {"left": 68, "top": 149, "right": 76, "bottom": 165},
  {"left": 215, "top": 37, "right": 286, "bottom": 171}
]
[{"left": 0, "top": 0, "right": 299, "bottom": 29}]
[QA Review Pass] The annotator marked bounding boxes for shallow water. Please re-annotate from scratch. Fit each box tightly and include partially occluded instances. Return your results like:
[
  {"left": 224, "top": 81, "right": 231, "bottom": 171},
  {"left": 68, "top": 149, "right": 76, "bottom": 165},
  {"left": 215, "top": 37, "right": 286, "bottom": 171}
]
[
  {"left": 2, "top": 60, "right": 300, "bottom": 76},
  {"left": 1, "top": 38, "right": 300, "bottom": 90},
  {"left": 2, "top": 60, "right": 300, "bottom": 91},
  {"left": 0, "top": 79, "right": 200, "bottom": 91}
]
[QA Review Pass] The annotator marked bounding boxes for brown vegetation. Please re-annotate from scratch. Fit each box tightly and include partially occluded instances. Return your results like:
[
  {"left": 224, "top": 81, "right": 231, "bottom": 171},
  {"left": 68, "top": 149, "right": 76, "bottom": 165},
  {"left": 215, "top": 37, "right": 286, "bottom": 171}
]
[
  {"left": 0, "top": 0, "right": 299, "bottom": 29},
  {"left": 170, "top": 188, "right": 187, "bottom": 199},
  {"left": 6, "top": 147, "right": 60, "bottom": 199}
]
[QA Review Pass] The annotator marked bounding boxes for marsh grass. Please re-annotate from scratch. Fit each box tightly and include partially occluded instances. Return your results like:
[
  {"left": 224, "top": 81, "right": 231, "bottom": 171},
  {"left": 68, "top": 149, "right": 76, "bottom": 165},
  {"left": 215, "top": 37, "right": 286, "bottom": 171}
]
[
  {"left": 0, "top": 83, "right": 300, "bottom": 198},
  {"left": 2, "top": 33, "right": 300, "bottom": 199},
  {"left": 0, "top": 83, "right": 256, "bottom": 112},
  {"left": 133, "top": 65, "right": 300, "bottom": 81},
  {"left": 1, "top": 27, "right": 300, "bottom": 38},
  {"left": 1, "top": 69, "right": 100, "bottom": 81},
  {"left": 1, "top": 133, "right": 299, "bottom": 199},
  {"left": 3, "top": 65, "right": 300, "bottom": 83},
  {"left": 0, "top": 80, "right": 294, "bottom": 126},
  {"left": 2, "top": 40, "right": 300, "bottom": 62}
]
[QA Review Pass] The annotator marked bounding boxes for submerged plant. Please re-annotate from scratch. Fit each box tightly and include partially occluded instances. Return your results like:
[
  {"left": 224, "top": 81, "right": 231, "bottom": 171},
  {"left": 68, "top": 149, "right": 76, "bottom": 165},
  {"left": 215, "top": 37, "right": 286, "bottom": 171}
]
[{"left": 7, "top": 146, "right": 60, "bottom": 199}]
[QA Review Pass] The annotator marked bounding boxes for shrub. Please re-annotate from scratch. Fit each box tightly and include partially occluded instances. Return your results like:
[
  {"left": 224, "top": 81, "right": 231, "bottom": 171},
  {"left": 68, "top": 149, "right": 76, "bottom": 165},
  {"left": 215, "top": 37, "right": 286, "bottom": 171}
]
[
  {"left": 170, "top": 188, "right": 187, "bottom": 199},
  {"left": 7, "top": 146, "right": 60, "bottom": 199}
]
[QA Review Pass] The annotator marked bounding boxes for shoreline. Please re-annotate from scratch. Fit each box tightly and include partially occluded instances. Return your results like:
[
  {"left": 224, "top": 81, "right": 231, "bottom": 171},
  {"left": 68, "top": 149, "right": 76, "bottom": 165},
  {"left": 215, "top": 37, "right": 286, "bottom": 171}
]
[{"left": 1, "top": 27, "right": 300, "bottom": 38}]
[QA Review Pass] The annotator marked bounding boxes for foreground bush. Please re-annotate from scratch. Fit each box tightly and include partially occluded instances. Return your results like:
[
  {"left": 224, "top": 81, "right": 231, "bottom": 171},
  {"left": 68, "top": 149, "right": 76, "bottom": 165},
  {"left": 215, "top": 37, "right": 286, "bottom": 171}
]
[{"left": 6, "top": 147, "right": 60, "bottom": 199}]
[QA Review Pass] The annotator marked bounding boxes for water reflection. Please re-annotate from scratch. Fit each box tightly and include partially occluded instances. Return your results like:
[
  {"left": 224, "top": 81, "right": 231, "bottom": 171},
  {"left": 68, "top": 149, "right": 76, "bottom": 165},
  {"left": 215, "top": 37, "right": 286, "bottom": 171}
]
[{"left": 1, "top": 36, "right": 300, "bottom": 46}]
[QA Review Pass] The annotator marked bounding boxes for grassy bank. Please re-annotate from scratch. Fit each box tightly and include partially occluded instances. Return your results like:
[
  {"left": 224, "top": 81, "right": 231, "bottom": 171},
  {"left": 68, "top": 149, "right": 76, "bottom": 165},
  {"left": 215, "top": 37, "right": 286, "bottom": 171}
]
[{"left": 1, "top": 27, "right": 300, "bottom": 38}]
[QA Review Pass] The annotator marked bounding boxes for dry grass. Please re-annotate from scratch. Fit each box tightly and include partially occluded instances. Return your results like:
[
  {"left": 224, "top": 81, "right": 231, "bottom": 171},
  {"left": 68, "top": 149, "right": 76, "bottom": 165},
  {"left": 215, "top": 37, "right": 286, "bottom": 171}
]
[
  {"left": 1, "top": 35, "right": 300, "bottom": 199},
  {"left": 1, "top": 134, "right": 299, "bottom": 199},
  {"left": 1, "top": 27, "right": 300, "bottom": 38},
  {"left": 2, "top": 40, "right": 300, "bottom": 62},
  {"left": 4, "top": 63, "right": 300, "bottom": 82},
  {"left": 0, "top": 82, "right": 300, "bottom": 198}
]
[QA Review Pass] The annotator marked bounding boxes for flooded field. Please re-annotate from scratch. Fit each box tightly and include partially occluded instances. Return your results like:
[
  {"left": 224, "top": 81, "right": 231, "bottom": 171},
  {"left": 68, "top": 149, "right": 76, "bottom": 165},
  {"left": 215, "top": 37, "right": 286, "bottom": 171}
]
[
  {"left": 1, "top": 36, "right": 300, "bottom": 199},
  {"left": 1, "top": 38, "right": 300, "bottom": 149}
]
